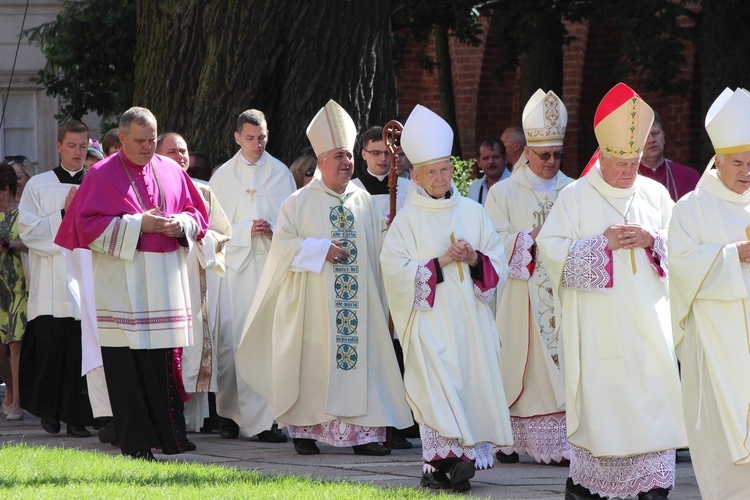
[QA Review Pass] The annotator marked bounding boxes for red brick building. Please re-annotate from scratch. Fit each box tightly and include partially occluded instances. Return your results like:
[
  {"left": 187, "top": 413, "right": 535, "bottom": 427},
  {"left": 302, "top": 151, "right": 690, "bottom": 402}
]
[{"left": 396, "top": 16, "right": 704, "bottom": 177}]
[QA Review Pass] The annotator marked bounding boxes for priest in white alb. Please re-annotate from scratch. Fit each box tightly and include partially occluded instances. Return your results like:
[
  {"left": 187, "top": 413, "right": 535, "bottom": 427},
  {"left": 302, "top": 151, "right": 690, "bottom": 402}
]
[
  {"left": 209, "top": 110, "right": 296, "bottom": 442},
  {"left": 669, "top": 87, "right": 750, "bottom": 499},
  {"left": 380, "top": 105, "right": 513, "bottom": 493},
  {"left": 536, "top": 83, "right": 687, "bottom": 500},
  {"left": 484, "top": 89, "right": 573, "bottom": 465},
  {"left": 235, "top": 100, "right": 412, "bottom": 457}
]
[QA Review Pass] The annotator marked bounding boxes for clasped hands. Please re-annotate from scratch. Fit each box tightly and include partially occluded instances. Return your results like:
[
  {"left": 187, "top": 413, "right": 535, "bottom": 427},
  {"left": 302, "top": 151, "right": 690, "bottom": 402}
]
[
  {"left": 736, "top": 241, "right": 750, "bottom": 263},
  {"left": 141, "top": 208, "right": 183, "bottom": 237},
  {"left": 604, "top": 224, "right": 653, "bottom": 251},
  {"left": 251, "top": 219, "right": 273, "bottom": 238},
  {"left": 438, "top": 238, "right": 478, "bottom": 268}
]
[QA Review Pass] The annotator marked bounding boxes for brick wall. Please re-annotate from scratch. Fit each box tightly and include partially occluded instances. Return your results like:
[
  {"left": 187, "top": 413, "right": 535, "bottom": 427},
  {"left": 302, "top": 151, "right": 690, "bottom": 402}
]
[{"left": 396, "top": 10, "right": 704, "bottom": 173}]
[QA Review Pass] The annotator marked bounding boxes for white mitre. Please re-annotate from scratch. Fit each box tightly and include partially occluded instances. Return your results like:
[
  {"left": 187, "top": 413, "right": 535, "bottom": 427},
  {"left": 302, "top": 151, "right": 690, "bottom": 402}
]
[
  {"left": 400, "top": 104, "right": 453, "bottom": 167},
  {"left": 705, "top": 87, "right": 750, "bottom": 154},
  {"left": 523, "top": 89, "right": 567, "bottom": 147},
  {"left": 306, "top": 99, "right": 357, "bottom": 157}
]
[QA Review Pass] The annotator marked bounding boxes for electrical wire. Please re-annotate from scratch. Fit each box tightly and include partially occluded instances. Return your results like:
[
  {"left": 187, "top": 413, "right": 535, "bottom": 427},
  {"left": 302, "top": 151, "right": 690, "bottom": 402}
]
[{"left": 0, "top": 0, "right": 31, "bottom": 131}]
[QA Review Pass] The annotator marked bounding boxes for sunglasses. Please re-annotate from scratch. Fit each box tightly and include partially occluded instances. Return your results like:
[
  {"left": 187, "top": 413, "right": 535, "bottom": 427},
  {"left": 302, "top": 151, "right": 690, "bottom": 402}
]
[
  {"left": 528, "top": 149, "right": 563, "bottom": 161},
  {"left": 305, "top": 166, "right": 316, "bottom": 177},
  {"left": 3, "top": 155, "right": 27, "bottom": 164}
]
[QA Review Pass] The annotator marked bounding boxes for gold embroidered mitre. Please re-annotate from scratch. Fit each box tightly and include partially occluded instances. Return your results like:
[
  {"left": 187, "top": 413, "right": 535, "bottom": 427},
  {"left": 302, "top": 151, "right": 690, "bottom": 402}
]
[
  {"left": 594, "top": 83, "right": 654, "bottom": 159},
  {"left": 523, "top": 89, "right": 567, "bottom": 147}
]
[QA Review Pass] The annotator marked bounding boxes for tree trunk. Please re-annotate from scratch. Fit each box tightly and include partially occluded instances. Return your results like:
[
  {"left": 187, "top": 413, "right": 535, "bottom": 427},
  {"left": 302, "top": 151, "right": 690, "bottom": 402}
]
[
  {"left": 698, "top": 1, "right": 750, "bottom": 160},
  {"left": 134, "top": 0, "right": 396, "bottom": 167},
  {"left": 434, "top": 21, "right": 462, "bottom": 158},
  {"left": 518, "top": 11, "right": 564, "bottom": 107}
]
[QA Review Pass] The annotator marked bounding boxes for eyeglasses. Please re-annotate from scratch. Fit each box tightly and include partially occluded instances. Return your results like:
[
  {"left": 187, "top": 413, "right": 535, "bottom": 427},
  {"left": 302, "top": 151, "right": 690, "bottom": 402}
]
[
  {"left": 305, "top": 166, "right": 315, "bottom": 177},
  {"left": 363, "top": 149, "right": 388, "bottom": 157},
  {"left": 528, "top": 149, "right": 563, "bottom": 161},
  {"left": 3, "top": 155, "right": 27, "bottom": 164}
]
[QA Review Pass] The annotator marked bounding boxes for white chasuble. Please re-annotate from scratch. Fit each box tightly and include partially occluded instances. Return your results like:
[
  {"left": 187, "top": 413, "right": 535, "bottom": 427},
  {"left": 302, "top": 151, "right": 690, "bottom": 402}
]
[
  {"left": 537, "top": 164, "right": 687, "bottom": 457},
  {"left": 485, "top": 165, "right": 573, "bottom": 416},
  {"left": 380, "top": 185, "right": 513, "bottom": 448},
  {"left": 236, "top": 178, "right": 411, "bottom": 429},
  {"left": 669, "top": 170, "right": 750, "bottom": 497}
]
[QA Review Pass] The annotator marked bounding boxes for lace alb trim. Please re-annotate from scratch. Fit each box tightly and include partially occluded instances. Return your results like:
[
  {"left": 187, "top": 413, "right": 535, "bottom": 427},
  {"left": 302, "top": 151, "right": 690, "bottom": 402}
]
[
  {"left": 498, "top": 413, "right": 570, "bottom": 463},
  {"left": 474, "top": 282, "right": 496, "bottom": 304},
  {"left": 562, "top": 234, "right": 612, "bottom": 291},
  {"left": 508, "top": 231, "right": 534, "bottom": 280},
  {"left": 414, "top": 262, "right": 433, "bottom": 311},
  {"left": 420, "top": 424, "right": 495, "bottom": 470},
  {"left": 649, "top": 229, "right": 668, "bottom": 280},
  {"left": 287, "top": 420, "right": 385, "bottom": 447},
  {"left": 570, "top": 445, "right": 676, "bottom": 498}
]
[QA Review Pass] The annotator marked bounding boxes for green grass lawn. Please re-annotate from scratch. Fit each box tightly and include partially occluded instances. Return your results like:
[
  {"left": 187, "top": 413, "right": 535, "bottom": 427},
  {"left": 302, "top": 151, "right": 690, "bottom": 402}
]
[{"left": 0, "top": 443, "right": 438, "bottom": 499}]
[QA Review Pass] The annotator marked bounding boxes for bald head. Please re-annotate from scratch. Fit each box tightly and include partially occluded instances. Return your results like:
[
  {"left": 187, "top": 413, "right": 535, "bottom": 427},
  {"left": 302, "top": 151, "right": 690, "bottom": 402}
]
[{"left": 156, "top": 132, "right": 189, "bottom": 170}]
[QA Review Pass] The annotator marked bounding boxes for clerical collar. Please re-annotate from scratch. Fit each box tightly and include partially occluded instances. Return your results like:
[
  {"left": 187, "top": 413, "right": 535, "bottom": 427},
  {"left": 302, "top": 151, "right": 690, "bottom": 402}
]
[
  {"left": 525, "top": 166, "right": 556, "bottom": 192},
  {"left": 428, "top": 190, "right": 452, "bottom": 200},
  {"left": 118, "top": 150, "right": 149, "bottom": 169},
  {"left": 367, "top": 169, "right": 388, "bottom": 182},
  {"left": 62, "top": 165, "right": 83, "bottom": 176},
  {"left": 641, "top": 159, "right": 665, "bottom": 173},
  {"left": 53, "top": 165, "right": 85, "bottom": 185},
  {"left": 239, "top": 151, "right": 266, "bottom": 166}
]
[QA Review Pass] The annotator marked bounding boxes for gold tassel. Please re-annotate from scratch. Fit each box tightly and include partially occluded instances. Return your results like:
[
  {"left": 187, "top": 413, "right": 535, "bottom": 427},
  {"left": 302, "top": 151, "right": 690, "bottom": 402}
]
[{"left": 450, "top": 232, "right": 464, "bottom": 282}]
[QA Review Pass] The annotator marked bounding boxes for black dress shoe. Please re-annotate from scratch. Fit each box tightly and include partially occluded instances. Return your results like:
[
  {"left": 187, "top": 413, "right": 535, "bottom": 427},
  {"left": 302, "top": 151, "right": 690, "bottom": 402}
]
[
  {"left": 565, "top": 477, "right": 603, "bottom": 499},
  {"left": 420, "top": 470, "right": 451, "bottom": 489},
  {"left": 449, "top": 459, "right": 475, "bottom": 492},
  {"left": 352, "top": 442, "right": 391, "bottom": 456},
  {"left": 219, "top": 418, "right": 239, "bottom": 439},
  {"left": 400, "top": 423, "right": 420, "bottom": 439},
  {"left": 130, "top": 448, "right": 157, "bottom": 461},
  {"left": 256, "top": 423, "right": 288, "bottom": 443},
  {"left": 98, "top": 417, "right": 117, "bottom": 444},
  {"left": 66, "top": 424, "right": 92, "bottom": 438},
  {"left": 293, "top": 438, "right": 320, "bottom": 455},
  {"left": 184, "top": 440, "right": 197, "bottom": 451},
  {"left": 390, "top": 432, "right": 413, "bottom": 450},
  {"left": 495, "top": 451, "right": 519, "bottom": 463},
  {"left": 41, "top": 417, "right": 61, "bottom": 434},
  {"left": 638, "top": 488, "right": 669, "bottom": 499}
]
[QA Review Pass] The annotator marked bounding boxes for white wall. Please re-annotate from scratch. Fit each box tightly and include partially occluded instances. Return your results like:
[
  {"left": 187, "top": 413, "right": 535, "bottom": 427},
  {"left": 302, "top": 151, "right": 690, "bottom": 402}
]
[{"left": 0, "top": 1, "right": 98, "bottom": 175}]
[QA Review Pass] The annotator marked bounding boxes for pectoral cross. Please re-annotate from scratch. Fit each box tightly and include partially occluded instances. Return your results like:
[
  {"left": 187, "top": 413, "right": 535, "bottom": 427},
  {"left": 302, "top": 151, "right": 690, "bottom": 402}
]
[{"left": 246, "top": 188, "right": 257, "bottom": 201}]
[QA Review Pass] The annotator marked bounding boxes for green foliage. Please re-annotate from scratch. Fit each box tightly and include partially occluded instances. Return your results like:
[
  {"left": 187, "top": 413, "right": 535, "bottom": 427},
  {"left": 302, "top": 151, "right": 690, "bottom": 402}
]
[
  {"left": 451, "top": 156, "right": 475, "bottom": 196},
  {"left": 392, "top": 0, "right": 484, "bottom": 75},
  {"left": 24, "top": 0, "right": 137, "bottom": 122}
]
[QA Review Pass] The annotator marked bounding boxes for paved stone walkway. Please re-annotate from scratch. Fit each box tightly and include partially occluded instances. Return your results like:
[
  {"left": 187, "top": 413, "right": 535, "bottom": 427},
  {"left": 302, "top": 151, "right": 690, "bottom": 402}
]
[{"left": 0, "top": 403, "right": 700, "bottom": 498}]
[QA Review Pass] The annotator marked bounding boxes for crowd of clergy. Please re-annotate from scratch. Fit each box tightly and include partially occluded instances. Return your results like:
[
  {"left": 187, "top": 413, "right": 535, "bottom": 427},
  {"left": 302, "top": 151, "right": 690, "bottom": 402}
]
[{"left": 2, "top": 81, "right": 750, "bottom": 499}]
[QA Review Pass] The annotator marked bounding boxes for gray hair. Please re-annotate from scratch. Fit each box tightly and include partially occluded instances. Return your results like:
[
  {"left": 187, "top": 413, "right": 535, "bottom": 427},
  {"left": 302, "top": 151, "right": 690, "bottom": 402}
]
[
  {"left": 119, "top": 107, "right": 157, "bottom": 134},
  {"left": 504, "top": 126, "right": 526, "bottom": 147}
]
